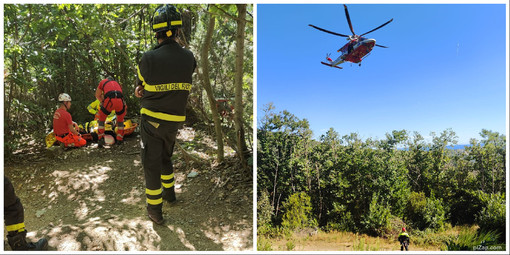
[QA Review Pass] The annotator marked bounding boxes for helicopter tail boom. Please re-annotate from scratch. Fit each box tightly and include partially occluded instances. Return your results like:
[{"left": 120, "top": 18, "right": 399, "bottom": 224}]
[{"left": 321, "top": 61, "right": 343, "bottom": 69}]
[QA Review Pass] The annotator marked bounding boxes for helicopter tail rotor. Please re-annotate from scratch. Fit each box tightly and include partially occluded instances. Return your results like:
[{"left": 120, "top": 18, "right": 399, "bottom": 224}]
[{"left": 326, "top": 53, "right": 333, "bottom": 62}]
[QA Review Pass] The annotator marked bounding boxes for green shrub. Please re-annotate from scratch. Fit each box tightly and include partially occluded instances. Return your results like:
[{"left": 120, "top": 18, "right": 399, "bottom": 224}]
[
  {"left": 353, "top": 236, "right": 366, "bottom": 251},
  {"left": 405, "top": 192, "right": 445, "bottom": 231},
  {"left": 285, "top": 240, "right": 295, "bottom": 251},
  {"left": 257, "top": 237, "right": 273, "bottom": 251},
  {"left": 445, "top": 229, "right": 501, "bottom": 251},
  {"left": 449, "top": 189, "right": 484, "bottom": 226},
  {"left": 386, "top": 216, "right": 406, "bottom": 238},
  {"left": 257, "top": 190, "right": 274, "bottom": 236},
  {"left": 326, "top": 202, "right": 354, "bottom": 232},
  {"left": 281, "top": 192, "right": 315, "bottom": 230},
  {"left": 476, "top": 192, "right": 505, "bottom": 242},
  {"left": 413, "top": 227, "right": 453, "bottom": 247},
  {"left": 360, "top": 193, "right": 391, "bottom": 236}
]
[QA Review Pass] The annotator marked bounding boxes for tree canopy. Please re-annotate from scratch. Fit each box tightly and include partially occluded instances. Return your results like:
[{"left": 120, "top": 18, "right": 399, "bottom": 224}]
[
  {"left": 4, "top": 4, "right": 253, "bottom": 165},
  {"left": 258, "top": 104, "right": 506, "bottom": 242}
]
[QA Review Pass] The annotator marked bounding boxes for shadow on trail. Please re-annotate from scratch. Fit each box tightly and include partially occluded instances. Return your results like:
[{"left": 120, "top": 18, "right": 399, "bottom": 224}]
[{"left": 4, "top": 131, "right": 252, "bottom": 251}]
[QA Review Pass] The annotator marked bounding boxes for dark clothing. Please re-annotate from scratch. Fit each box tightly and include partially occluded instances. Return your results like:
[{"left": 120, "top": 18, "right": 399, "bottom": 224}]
[
  {"left": 136, "top": 38, "right": 196, "bottom": 210},
  {"left": 398, "top": 232, "right": 409, "bottom": 243},
  {"left": 4, "top": 176, "right": 24, "bottom": 234},
  {"left": 140, "top": 115, "right": 179, "bottom": 207},
  {"left": 398, "top": 232, "right": 410, "bottom": 251},
  {"left": 137, "top": 39, "right": 196, "bottom": 122},
  {"left": 4, "top": 176, "right": 49, "bottom": 250}
]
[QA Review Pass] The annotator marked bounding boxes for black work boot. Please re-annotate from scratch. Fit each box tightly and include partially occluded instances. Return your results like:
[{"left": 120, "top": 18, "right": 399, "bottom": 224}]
[
  {"left": 7, "top": 230, "right": 48, "bottom": 251},
  {"left": 162, "top": 187, "right": 177, "bottom": 203},
  {"left": 97, "top": 138, "right": 105, "bottom": 148},
  {"left": 147, "top": 205, "right": 164, "bottom": 225}
]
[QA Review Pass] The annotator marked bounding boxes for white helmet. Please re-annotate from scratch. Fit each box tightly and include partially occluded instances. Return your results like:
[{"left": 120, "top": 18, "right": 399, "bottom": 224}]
[{"left": 58, "top": 93, "right": 72, "bottom": 102}]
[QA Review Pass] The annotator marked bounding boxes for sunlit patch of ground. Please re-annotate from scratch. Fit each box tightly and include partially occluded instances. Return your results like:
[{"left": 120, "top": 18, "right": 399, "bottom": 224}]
[
  {"left": 4, "top": 129, "right": 252, "bottom": 251},
  {"left": 268, "top": 230, "right": 434, "bottom": 251}
]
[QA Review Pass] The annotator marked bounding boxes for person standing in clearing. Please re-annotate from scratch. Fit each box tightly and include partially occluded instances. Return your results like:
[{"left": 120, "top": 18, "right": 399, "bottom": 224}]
[
  {"left": 398, "top": 227, "right": 410, "bottom": 251},
  {"left": 135, "top": 4, "right": 196, "bottom": 225}
]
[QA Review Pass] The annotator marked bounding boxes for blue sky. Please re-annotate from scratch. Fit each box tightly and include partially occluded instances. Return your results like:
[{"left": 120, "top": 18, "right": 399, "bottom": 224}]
[{"left": 257, "top": 4, "right": 507, "bottom": 144}]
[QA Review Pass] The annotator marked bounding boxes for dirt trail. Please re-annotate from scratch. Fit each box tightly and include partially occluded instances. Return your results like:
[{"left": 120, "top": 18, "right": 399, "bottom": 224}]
[{"left": 3, "top": 127, "right": 253, "bottom": 251}]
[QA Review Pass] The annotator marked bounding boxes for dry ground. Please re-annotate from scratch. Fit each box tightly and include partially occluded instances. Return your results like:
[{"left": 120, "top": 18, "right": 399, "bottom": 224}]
[
  {"left": 266, "top": 230, "right": 439, "bottom": 251},
  {"left": 3, "top": 127, "right": 253, "bottom": 251}
]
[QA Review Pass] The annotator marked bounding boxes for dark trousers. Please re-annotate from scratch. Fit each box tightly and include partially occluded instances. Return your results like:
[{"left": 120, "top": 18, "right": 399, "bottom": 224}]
[
  {"left": 4, "top": 176, "right": 25, "bottom": 235},
  {"left": 140, "top": 115, "right": 179, "bottom": 209}
]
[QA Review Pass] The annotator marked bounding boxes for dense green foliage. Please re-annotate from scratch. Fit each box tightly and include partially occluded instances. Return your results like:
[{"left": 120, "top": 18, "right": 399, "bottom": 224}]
[
  {"left": 257, "top": 105, "right": 506, "bottom": 244},
  {"left": 257, "top": 190, "right": 274, "bottom": 236},
  {"left": 281, "top": 192, "right": 315, "bottom": 230},
  {"left": 4, "top": 4, "right": 253, "bottom": 161},
  {"left": 445, "top": 229, "right": 502, "bottom": 251},
  {"left": 405, "top": 192, "right": 446, "bottom": 231}
]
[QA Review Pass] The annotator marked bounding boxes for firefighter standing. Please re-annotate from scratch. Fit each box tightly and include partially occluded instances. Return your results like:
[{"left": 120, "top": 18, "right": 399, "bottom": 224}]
[
  {"left": 398, "top": 227, "right": 410, "bottom": 251},
  {"left": 53, "top": 93, "right": 87, "bottom": 148},
  {"left": 4, "top": 176, "right": 48, "bottom": 250},
  {"left": 135, "top": 4, "right": 196, "bottom": 224},
  {"left": 95, "top": 77, "right": 127, "bottom": 146}
]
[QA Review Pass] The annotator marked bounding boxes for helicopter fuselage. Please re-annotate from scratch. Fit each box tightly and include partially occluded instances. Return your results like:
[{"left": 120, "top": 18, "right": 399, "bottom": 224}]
[
  {"left": 310, "top": 4, "right": 392, "bottom": 69},
  {"left": 323, "top": 38, "right": 376, "bottom": 67},
  {"left": 339, "top": 37, "right": 376, "bottom": 64}
]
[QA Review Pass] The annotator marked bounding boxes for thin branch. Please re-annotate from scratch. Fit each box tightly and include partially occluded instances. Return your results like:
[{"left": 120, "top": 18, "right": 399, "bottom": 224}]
[
  {"left": 118, "top": 6, "right": 147, "bottom": 25},
  {"left": 208, "top": 5, "right": 253, "bottom": 24}
]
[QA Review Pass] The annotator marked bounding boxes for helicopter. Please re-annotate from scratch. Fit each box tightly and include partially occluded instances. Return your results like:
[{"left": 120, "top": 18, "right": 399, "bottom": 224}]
[{"left": 309, "top": 4, "right": 393, "bottom": 69}]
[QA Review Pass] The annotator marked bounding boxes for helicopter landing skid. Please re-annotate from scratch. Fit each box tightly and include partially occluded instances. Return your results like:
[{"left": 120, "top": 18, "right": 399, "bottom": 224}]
[{"left": 321, "top": 62, "right": 343, "bottom": 69}]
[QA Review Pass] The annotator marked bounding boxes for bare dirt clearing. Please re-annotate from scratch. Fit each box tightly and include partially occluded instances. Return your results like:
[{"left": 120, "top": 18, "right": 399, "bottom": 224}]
[{"left": 3, "top": 127, "right": 253, "bottom": 251}]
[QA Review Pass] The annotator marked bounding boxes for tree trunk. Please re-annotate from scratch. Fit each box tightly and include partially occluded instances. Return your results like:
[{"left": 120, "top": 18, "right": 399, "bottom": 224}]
[
  {"left": 234, "top": 4, "right": 249, "bottom": 170},
  {"left": 200, "top": 11, "right": 224, "bottom": 162}
]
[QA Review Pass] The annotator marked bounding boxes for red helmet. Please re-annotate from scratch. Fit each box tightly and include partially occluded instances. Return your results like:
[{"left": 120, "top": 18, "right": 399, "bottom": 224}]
[{"left": 402, "top": 227, "right": 406, "bottom": 232}]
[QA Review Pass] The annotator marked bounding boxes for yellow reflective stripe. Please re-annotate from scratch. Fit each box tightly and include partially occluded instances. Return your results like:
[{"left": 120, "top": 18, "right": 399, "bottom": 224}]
[
  {"left": 161, "top": 173, "right": 174, "bottom": 180},
  {"left": 141, "top": 108, "right": 185, "bottom": 122},
  {"left": 171, "top": 20, "right": 182, "bottom": 26},
  {"left": 147, "top": 197, "right": 163, "bottom": 205},
  {"left": 137, "top": 66, "right": 146, "bottom": 84},
  {"left": 146, "top": 188, "right": 162, "bottom": 196},
  {"left": 162, "top": 181, "right": 175, "bottom": 188},
  {"left": 138, "top": 65, "right": 191, "bottom": 93},
  {"left": 148, "top": 121, "right": 160, "bottom": 128},
  {"left": 144, "top": 83, "right": 192, "bottom": 92},
  {"left": 153, "top": 22, "right": 168, "bottom": 30},
  {"left": 6, "top": 222, "right": 25, "bottom": 232},
  {"left": 87, "top": 103, "right": 97, "bottom": 114}
]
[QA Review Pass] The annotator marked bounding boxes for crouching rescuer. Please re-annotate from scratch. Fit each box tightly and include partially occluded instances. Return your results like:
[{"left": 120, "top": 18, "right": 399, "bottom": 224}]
[
  {"left": 135, "top": 4, "right": 196, "bottom": 224},
  {"left": 53, "top": 93, "right": 87, "bottom": 148},
  {"left": 95, "top": 77, "right": 127, "bottom": 146}
]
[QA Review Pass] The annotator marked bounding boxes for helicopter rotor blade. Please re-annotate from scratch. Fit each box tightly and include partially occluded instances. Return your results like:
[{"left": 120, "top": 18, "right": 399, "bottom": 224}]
[
  {"left": 308, "top": 24, "right": 350, "bottom": 37},
  {"left": 343, "top": 4, "right": 355, "bottom": 35},
  {"left": 375, "top": 44, "right": 389, "bottom": 48},
  {"left": 360, "top": 18, "right": 393, "bottom": 36}
]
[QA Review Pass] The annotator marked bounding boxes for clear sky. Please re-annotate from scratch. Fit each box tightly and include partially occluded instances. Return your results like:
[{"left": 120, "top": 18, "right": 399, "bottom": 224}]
[{"left": 257, "top": 3, "right": 507, "bottom": 144}]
